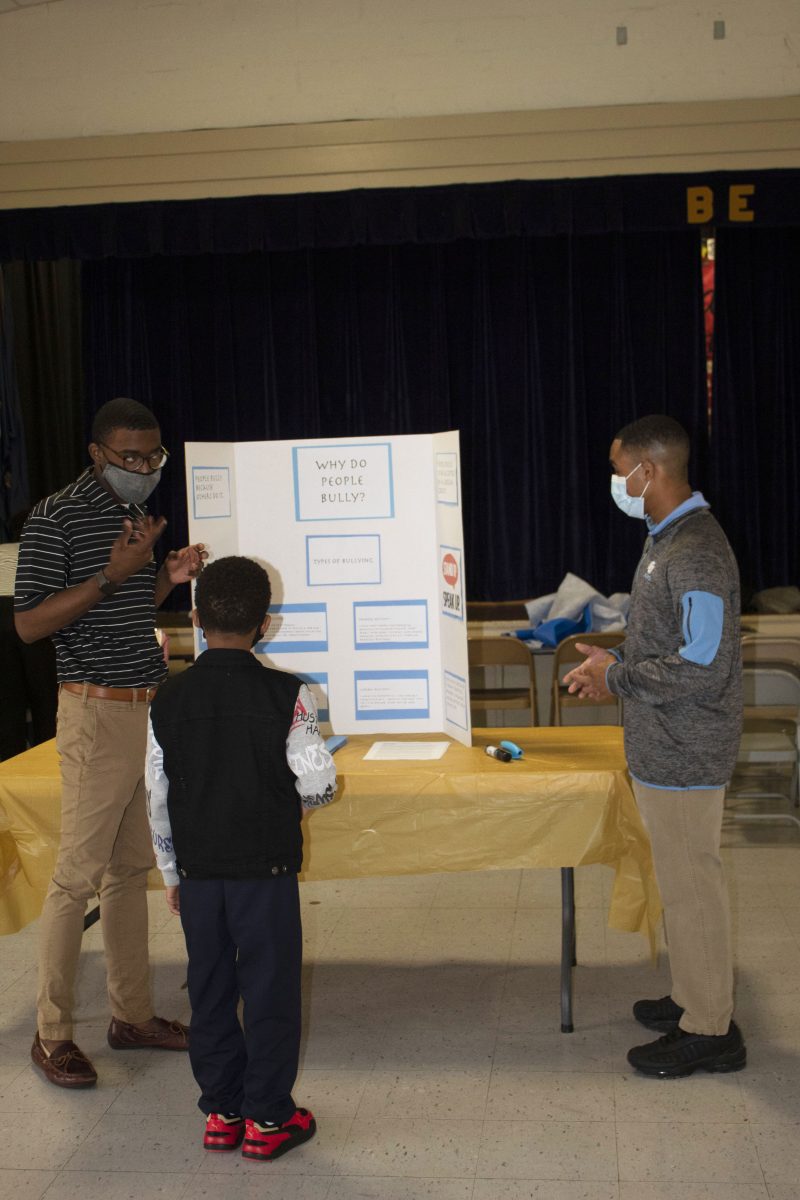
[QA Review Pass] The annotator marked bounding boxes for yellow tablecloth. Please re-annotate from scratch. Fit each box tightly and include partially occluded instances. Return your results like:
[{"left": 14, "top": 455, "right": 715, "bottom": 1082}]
[{"left": 0, "top": 727, "right": 660, "bottom": 946}]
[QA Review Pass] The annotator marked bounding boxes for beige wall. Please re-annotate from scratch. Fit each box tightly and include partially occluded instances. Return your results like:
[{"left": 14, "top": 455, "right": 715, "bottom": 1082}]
[
  {"left": 1, "top": 96, "right": 799, "bottom": 210},
  {"left": 0, "top": 0, "right": 798, "bottom": 210},
  {"left": 1, "top": 0, "right": 799, "bottom": 142}
]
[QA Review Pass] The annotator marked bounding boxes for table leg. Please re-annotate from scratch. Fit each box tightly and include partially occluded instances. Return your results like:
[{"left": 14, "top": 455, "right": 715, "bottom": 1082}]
[
  {"left": 84, "top": 904, "right": 100, "bottom": 931},
  {"left": 560, "top": 867, "right": 575, "bottom": 1032}
]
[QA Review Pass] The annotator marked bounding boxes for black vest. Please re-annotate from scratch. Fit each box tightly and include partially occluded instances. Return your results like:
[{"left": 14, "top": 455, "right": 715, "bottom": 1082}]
[{"left": 149, "top": 648, "right": 303, "bottom": 878}]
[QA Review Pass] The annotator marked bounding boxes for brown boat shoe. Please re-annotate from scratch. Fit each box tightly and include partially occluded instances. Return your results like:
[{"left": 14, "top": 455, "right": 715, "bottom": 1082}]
[
  {"left": 107, "top": 1015, "right": 189, "bottom": 1051},
  {"left": 31, "top": 1032, "right": 98, "bottom": 1089}
]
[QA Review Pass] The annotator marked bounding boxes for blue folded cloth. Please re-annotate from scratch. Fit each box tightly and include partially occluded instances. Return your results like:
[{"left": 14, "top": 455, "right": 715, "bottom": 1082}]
[
  {"left": 513, "top": 602, "right": 592, "bottom": 647},
  {"left": 513, "top": 628, "right": 541, "bottom": 641}
]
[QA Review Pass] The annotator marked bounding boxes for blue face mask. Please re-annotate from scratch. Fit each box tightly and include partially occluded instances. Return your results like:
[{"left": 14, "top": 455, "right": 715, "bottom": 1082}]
[{"left": 610, "top": 462, "right": 650, "bottom": 520}]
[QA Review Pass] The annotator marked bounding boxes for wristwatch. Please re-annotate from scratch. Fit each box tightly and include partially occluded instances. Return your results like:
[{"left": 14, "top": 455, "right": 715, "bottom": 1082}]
[{"left": 94, "top": 568, "right": 120, "bottom": 597}]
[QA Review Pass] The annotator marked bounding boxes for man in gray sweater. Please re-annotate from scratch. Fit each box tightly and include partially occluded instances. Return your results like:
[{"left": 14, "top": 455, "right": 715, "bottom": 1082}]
[{"left": 565, "top": 414, "right": 745, "bottom": 1078}]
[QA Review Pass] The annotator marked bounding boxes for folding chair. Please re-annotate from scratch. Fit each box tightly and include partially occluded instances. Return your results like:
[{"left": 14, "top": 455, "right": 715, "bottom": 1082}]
[
  {"left": 468, "top": 635, "right": 538, "bottom": 726},
  {"left": 550, "top": 633, "right": 625, "bottom": 727},
  {"left": 741, "top": 637, "right": 800, "bottom": 785},
  {"left": 728, "top": 636, "right": 800, "bottom": 831},
  {"left": 466, "top": 600, "right": 531, "bottom": 622}
]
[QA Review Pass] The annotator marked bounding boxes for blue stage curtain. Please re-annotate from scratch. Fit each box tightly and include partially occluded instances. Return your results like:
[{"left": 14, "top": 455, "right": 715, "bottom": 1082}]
[
  {"left": 2, "top": 170, "right": 799, "bottom": 261},
  {"left": 82, "top": 229, "right": 705, "bottom": 602},
  {"left": 710, "top": 227, "right": 800, "bottom": 599},
  {"left": 3, "top": 261, "right": 84, "bottom": 509},
  {"left": 0, "top": 268, "right": 30, "bottom": 538}
]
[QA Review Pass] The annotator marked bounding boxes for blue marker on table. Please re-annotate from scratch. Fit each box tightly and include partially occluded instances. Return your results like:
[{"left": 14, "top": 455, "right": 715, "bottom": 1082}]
[{"left": 499, "top": 740, "right": 523, "bottom": 759}]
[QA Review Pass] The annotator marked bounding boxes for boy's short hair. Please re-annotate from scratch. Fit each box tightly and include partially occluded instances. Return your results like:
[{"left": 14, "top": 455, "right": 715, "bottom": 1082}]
[
  {"left": 91, "top": 398, "right": 159, "bottom": 443},
  {"left": 195, "top": 557, "right": 272, "bottom": 635},
  {"left": 615, "top": 414, "right": 690, "bottom": 479}
]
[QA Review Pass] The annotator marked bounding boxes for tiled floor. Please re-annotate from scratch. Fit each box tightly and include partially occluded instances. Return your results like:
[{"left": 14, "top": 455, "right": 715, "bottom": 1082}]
[{"left": 1, "top": 828, "right": 799, "bottom": 1199}]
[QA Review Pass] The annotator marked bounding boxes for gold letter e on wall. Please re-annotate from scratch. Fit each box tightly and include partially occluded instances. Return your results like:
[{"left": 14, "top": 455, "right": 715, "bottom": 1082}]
[{"left": 729, "top": 184, "right": 755, "bottom": 222}]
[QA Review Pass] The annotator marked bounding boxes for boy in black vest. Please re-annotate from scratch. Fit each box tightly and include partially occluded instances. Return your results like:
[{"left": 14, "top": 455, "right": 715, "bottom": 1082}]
[{"left": 146, "top": 556, "right": 336, "bottom": 1161}]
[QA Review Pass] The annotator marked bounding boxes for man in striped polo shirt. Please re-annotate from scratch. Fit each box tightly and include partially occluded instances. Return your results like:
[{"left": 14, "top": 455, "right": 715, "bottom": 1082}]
[{"left": 15, "top": 397, "right": 206, "bottom": 1089}]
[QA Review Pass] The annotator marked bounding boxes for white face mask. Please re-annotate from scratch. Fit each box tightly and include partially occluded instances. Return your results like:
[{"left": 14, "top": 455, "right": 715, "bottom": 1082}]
[{"left": 610, "top": 462, "right": 650, "bottom": 520}]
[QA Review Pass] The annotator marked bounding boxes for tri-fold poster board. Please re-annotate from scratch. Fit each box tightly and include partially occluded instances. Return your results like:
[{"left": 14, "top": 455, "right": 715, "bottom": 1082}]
[{"left": 185, "top": 431, "right": 472, "bottom": 746}]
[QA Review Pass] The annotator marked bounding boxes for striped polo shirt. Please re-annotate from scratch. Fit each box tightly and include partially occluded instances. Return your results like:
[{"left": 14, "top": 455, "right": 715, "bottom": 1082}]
[{"left": 14, "top": 468, "right": 167, "bottom": 688}]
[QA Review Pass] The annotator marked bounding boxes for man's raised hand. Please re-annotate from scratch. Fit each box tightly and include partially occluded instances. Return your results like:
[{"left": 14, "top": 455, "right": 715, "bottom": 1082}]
[
  {"left": 107, "top": 516, "right": 168, "bottom": 583},
  {"left": 163, "top": 543, "right": 208, "bottom": 586}
]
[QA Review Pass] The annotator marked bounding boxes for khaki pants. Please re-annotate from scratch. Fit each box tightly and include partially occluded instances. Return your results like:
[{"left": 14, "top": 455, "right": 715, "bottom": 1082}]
[
  {"left": 633, "top": 780, "right": 734, "bottom": 1036},
  {"left": 37, "top": 687, "right": 155, "bottom": 1041}
]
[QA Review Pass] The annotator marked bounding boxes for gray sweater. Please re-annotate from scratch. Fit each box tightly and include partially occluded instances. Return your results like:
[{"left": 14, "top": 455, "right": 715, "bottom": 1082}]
[{"left": 606, "top": 495, "right": 742, "bottom": 789}]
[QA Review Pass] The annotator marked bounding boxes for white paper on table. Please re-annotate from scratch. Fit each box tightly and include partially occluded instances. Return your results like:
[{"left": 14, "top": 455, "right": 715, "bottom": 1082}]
[{"left": 363, "top": 741, "right": 451, "bottom": 761}]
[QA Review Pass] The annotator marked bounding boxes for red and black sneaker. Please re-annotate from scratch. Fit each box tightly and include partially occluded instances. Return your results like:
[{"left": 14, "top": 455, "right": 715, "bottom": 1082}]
[
  {"left": 242, "top": 1107, "right": 317, "bottom": 1162},
  {"left": 203, "top": 1112, "right": 245, "bottom": 1151}
]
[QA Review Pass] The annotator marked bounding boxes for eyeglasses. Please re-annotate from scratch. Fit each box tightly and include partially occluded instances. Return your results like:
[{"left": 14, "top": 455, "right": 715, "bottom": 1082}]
[{"left": 99, "top": 443, "right": 170, "bottom": 472}]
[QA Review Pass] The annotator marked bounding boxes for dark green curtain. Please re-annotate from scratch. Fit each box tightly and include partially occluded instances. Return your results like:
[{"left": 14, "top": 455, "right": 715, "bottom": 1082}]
[
  {"left": 710, "top": 227, "right": 800, "bottom": 598},
  {"left": 4, "top": 260, "right": 84, "bottom": 507}
]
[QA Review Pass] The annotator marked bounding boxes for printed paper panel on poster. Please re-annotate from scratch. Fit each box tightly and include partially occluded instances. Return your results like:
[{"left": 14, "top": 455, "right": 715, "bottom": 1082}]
[
  {"left": 443, "top": 670, "right": 469, "bottom": 731},
  {"left": 293, "top": 442, "right": 394, "bottom": 522},
  {"left": 192, "top": 466, "right": 232, "bottom": 519},
  {"left": 256, "top": 603, "right": 329, "bottom": 654},
  {"left": 436, "top": 451, "right": 459, "bottom": 505},
  {"left": 440, "top": 545, "right": 464, "bottom": 621},
  {"left": 353, "top": 600, "right": 429, "bottom": 650},
  {"left": 354, "top": 670, "right": 430, "bottom": 720},
  {"left": 306, "top": 534, "right": 381, "bottom": 587}
]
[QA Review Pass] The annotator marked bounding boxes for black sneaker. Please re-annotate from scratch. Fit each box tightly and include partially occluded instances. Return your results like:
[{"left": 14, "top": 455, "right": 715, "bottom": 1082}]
[
  {"left": 627, "top": 1021, "right": 746, "bottom": 1078},
  {"left": 632, "top": 995, "right": 685, "bottom": 1032}
]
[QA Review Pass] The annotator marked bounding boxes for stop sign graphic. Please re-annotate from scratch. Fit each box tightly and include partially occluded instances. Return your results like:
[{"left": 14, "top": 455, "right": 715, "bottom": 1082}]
[{"left": 442, "top": 553, "right": 459, "bottom": 587}]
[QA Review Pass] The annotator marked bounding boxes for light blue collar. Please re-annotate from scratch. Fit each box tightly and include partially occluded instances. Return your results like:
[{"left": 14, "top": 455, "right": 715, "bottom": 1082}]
[{"left": 646, "top": 491, "right": 709, "bottom": 536}]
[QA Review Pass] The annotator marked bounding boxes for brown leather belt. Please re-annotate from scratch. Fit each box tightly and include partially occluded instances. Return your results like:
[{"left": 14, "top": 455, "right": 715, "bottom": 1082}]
[{"left": 61, "top": 681, "right": 158, "bottom": 704}]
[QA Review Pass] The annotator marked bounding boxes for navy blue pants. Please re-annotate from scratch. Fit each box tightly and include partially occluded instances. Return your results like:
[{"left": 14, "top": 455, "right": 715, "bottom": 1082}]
[{"left": 179, "top": 875, "right": 302, "bottom": 1124}]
